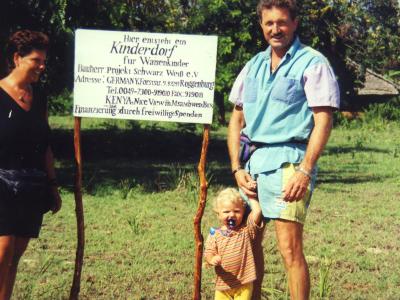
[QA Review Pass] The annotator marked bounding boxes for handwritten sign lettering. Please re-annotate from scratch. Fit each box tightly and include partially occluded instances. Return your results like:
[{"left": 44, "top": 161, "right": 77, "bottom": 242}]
[{"left": 73, "top": 29, "right": 218, "bottom": 124}]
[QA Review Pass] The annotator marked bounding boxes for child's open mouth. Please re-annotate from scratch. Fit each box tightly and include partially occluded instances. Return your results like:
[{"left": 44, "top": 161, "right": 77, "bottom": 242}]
[{"left": 227, "top": 219, "right": 236, "bottom": 229}]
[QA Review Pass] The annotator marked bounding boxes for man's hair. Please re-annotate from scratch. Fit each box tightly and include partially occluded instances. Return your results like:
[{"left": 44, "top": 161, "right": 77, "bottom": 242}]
[
  {"left": 5, "top": 30, "right": 49, "bottom": 72},
  {"left": 256, "top": 0, "right": 298, "bottom": 21},
  {"left": 213, "top": 188, "right": 246, "bottom": 212}
]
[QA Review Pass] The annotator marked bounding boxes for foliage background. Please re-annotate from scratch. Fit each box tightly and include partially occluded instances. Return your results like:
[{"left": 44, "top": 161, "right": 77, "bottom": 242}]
[
  {"left": 1, "top": 1, "right": 399, "bottom": 298},
  {"left": 0, "top": 0, "right": 399, "bottom": 117}
]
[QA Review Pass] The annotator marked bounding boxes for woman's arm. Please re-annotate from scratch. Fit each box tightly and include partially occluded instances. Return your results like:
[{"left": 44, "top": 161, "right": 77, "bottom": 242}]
[
  {"left": 44, "top": 106, "right": 62, "bottom": 213},
  {"left": 45, "top": 146, "right": 62, "bottom": 213}
]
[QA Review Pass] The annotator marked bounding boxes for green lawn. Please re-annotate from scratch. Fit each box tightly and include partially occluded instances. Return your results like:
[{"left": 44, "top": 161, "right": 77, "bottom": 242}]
[{"left": 13, "top": 117, "right": 400, "bottom": 299}]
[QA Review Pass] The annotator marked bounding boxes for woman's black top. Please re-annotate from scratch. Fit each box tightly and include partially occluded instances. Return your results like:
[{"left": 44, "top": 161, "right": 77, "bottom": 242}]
[{"left": 0, "top": 87, "right": 50, "bottom": 171}]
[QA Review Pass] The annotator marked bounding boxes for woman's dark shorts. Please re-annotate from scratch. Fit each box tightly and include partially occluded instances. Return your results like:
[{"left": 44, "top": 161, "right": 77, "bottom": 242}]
[{"left": 0, "top": 181, "right": 45, "bottom": 238}]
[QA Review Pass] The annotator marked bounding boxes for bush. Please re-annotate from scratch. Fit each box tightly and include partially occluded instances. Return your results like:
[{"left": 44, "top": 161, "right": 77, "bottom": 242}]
[
  {"left": 333, "top": 111, "right": 350, "bottom": 127},
  {"left": 334, "top": 96, "right": 400, "bottom": 129},
  {"left": 48, "top": 89, "right": 73, "bottom": 116},
  {"left": 362, "top": 96, "right": 400, "bottom": 122}
]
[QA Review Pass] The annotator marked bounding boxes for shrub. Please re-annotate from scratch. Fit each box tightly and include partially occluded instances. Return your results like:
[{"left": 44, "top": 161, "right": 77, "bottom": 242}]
[
  {"left": 362, "top": 96, "right": 400, "bottom": 122},
  {"left": 48, "top": 89, "right": 73, "bottom": 115}
]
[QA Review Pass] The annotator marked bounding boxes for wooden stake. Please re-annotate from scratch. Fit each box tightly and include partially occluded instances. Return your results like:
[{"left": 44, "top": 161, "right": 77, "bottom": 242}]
[
  {"left": 193, "top": 124, "right": 210, "bottom": 300},
  {"left": 70, "top": 117, "right": 85, "bottom": 300}
]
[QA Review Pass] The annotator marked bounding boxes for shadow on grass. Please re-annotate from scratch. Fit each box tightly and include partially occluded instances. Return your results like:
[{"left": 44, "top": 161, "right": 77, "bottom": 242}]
[
  {"left": 52, "top": 127, "right": 393, "bottom": 193},
  {"left": 53, "top": 125, "right": 395, "bottom": 195},
  {"left": 51, "top": 127, "right": 233, "bottom": 193},
  {"left": 324, "top": 145, "right": 390, "bottom": 155},
  {"left": 316, "top": 171, "right": 392, "bottom": 186}
]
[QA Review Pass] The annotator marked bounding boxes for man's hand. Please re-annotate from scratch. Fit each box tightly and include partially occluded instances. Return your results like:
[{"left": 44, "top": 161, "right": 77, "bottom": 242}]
[
  {"left": 282, "top": 171, "right": 310, "bottom": 202},
  {"left": 282, "top": 107, "right": 333, "bottom": 202},
  {"left": 234, "top": 169, "right": 257, "bottom": 198}
]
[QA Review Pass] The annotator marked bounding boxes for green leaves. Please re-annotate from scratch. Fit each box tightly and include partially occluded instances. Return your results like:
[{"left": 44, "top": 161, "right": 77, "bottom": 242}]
[{"left": 1, "top": 0, "right": 398, "bottom": 114}]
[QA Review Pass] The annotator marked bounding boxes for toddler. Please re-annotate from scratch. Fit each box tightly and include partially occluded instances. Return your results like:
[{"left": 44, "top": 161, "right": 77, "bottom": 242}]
[{"left": 204, "top": 183, "right": 263, "bottom": 300}]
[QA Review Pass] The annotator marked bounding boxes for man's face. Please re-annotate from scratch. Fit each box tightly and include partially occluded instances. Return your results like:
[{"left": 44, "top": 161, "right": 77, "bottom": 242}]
[{"left": 260, "top": 6, "right": 298, "bottom": 54}]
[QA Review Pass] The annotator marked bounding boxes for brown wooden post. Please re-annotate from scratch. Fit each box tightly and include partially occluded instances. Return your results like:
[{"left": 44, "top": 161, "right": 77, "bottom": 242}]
[
  {"left": 193, "top": 124, "right": 210, "bottom": 300},
  {"left": 70, "top": 117, "right": 85, "bottom": 300}
]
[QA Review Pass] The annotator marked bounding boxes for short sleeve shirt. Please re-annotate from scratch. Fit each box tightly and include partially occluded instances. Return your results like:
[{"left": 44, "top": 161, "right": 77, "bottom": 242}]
[
  {"left": 228, "top": 37, "right": 340, "bottom": 174},
  {"left": 229, "top": 39, "right": 340, "bottom": 109},
  {"left": 204, "top": 215, "right": 263, "bottom": 291}
]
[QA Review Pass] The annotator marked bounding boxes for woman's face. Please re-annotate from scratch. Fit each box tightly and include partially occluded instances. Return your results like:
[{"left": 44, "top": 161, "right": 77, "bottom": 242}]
[{"left": 14, "top": 49, "right": 47, "bottom": 83}]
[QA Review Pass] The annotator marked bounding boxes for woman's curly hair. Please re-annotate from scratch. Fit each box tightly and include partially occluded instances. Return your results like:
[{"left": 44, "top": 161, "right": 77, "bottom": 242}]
[{"left": 5, "top": 30, "right": 49, "bottom": 73}]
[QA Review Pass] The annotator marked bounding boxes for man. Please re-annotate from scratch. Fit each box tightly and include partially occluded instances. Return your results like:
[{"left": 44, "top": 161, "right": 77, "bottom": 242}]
[{"left": 227, "top": 1, "right": 340, "bottom": 299}]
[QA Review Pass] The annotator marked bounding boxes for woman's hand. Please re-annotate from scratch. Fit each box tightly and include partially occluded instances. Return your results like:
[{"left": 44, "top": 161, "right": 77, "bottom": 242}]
[{"left": 49, "top": 186, "right": 62, "bottom": 214}]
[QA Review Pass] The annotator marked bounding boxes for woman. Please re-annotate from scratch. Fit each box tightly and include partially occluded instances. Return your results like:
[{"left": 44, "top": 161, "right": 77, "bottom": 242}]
[{"left": 0, "top": 30, "right": 62, "bottom": 299}]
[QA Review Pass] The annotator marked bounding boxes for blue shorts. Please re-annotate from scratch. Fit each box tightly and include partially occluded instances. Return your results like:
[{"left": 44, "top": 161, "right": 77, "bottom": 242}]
[{"left": 242, "top": 163, "right": 316, "bottom": 224}]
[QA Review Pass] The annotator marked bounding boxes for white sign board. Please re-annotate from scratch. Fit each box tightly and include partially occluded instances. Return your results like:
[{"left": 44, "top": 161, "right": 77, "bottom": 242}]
[{"left": 73, "top": 29, "right": 218, "bottom": 124}]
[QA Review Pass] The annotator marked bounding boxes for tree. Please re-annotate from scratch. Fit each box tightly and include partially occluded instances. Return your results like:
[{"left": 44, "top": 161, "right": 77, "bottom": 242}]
[
  {"left": 1, "top": 0, "right": 398, "bottom": 113},
  {"left": 184, "top": 0, "right": 260, "bottom": 124},
  {"left": 0, "top": 0, "right": 74, "bottom": 96}
]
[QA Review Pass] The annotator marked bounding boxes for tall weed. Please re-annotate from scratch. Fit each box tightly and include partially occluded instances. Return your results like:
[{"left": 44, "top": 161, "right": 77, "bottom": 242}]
[
  {"left": 157, "top": 164, "right": 213, "bottom": 203},
  {"left": 318, "top": 257, "right": 333, "bottom": 299},
  {"left": 156, "top": 163, "right": 186, "bottom": 191},
  {"left": 119, "top": 178, "right": 138, "bottom": 199},
  {"left": 127, "top": 215, "right": 142, "bottom": 235}
]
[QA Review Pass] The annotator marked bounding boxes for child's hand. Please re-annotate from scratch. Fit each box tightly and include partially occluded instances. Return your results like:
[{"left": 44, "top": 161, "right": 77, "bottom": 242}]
[{"left": 210, "top": 255, "right": 222, "bottom": 266}]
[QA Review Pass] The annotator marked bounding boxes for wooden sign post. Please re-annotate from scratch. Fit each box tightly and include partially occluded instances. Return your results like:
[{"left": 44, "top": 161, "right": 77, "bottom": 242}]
[
  {"left": 70, "top": 117, "right": 84, "bottom": 300},
  {"left": 193, "top": 124, "right": 210, "bottom": 300},
  {"left": 72, "top": 29, "right": 218, "bottom": 299}
]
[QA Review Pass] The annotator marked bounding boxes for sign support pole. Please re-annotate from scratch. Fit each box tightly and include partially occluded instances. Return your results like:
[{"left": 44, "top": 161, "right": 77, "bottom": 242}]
[
  {"left": 193, "top": 124, "right": 210, "bottom": 300},
  {"left": 70, "top": 117, "right": 85, "bottom": 300}
]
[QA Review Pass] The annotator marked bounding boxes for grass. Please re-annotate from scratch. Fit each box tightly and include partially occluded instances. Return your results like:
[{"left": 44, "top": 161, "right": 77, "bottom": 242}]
[{"left": 12, "top": 114, "right": 400, "bottom": 299}]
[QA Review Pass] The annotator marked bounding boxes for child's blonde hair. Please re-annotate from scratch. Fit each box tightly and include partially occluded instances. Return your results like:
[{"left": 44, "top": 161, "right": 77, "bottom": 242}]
[{"left": 213, "top": 188, "right": 247, "bottom": 212}]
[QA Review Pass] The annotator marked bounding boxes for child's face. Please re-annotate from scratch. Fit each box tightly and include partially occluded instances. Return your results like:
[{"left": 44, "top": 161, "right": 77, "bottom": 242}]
[{"left": 217, "top": 199, "right": 245, "bottom": 229}]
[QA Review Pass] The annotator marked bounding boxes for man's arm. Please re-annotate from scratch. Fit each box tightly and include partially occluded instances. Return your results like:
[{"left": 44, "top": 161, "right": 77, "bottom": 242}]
[
  {"left": 282, "top": 106, "right": 333, "bottom": 201},
  {"left": 227, "top": 105, "right": 257, "bottom": 197}
]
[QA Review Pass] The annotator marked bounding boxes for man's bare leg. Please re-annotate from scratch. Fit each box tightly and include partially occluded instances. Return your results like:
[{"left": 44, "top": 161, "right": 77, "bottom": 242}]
[
  {"left": 275, "top": 219, "right": 309, "bottom": 300},
  {"left": 251, "top": 226, "right": 265, "bottom": 300}
]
